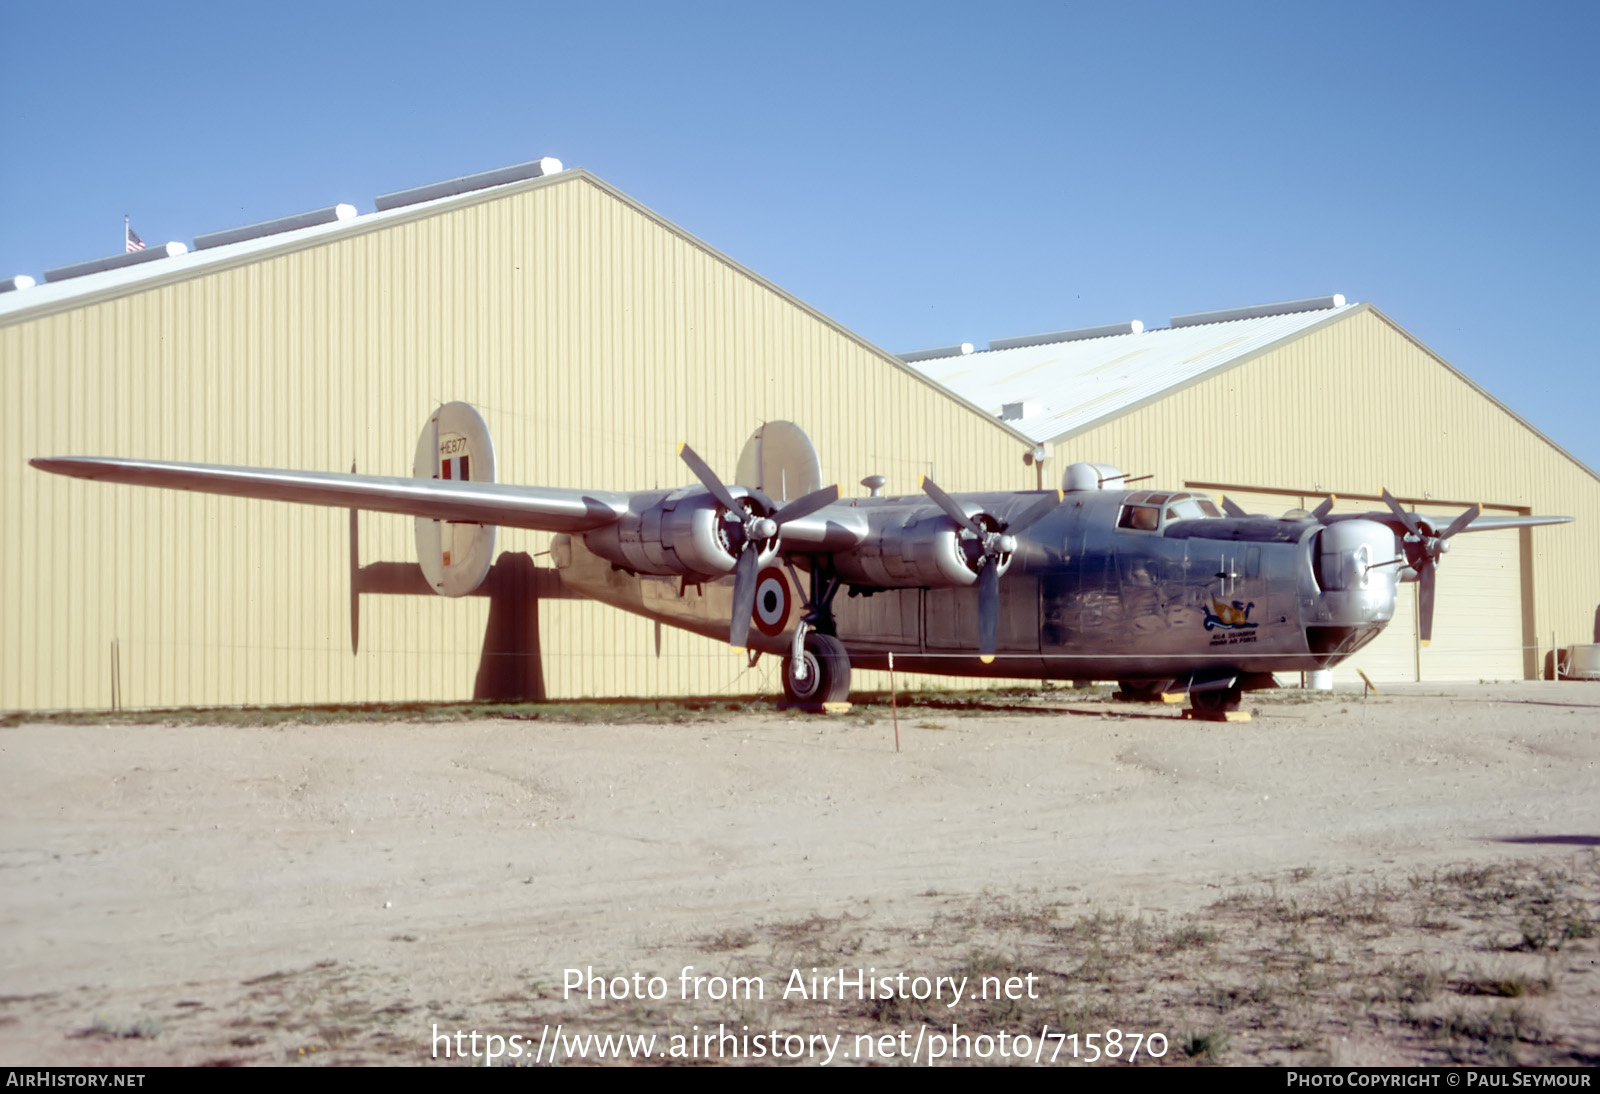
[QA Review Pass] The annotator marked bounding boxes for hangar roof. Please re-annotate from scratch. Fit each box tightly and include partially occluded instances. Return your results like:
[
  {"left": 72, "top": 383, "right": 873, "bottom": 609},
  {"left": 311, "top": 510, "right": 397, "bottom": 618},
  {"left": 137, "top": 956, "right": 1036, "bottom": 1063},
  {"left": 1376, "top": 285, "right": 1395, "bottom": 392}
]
[
  {"left": 0, "top": 158, "right": 1038, "bottom": 448},
  {"left": 898, "top": 299, "right": 1360, "bottom": 444},
  {"left": 0, "top": 160, "right": 574, "bottom": 326}
]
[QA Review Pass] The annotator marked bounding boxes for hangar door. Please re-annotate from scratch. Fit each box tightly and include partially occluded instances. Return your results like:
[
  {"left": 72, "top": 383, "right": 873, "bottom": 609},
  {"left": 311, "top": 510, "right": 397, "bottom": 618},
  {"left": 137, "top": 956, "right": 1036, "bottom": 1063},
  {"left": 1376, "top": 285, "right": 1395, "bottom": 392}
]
[{"left": 1199, "top": 488, "right": 1524, "bottom": 684}]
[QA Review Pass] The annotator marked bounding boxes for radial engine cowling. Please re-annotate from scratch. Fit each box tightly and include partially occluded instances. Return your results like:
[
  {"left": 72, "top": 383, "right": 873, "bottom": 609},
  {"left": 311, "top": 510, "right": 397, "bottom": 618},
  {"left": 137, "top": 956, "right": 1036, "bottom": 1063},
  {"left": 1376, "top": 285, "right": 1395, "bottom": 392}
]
[
  {"left": 583, "top": 487, "right": 780, "bottom": 578},
  {"left": 1313, "top": 518, "right": 1401, "bottom": 625},
  {"left": 830, "top": 508, "right": 1010, "bottom": 588}
]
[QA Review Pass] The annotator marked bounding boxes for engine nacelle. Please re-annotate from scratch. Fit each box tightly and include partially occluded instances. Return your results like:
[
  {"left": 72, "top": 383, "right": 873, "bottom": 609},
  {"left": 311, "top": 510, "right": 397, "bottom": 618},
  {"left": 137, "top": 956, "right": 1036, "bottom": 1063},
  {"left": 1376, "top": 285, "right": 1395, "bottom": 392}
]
[
  {"left": 1317, "top": 518, "right": 1397, "bottom": 591},
  {"left": 830, "top": 507, "right": 1011, "bottom": 588},
  {"left": 583, "top": 487, "right": 779, "bottom": 578},
  {"left": 414, "top": 402, "right": 498, "bottom": 597},
  {"left": 1312, "top": 518, "right": 1400, "bottom": 625}
]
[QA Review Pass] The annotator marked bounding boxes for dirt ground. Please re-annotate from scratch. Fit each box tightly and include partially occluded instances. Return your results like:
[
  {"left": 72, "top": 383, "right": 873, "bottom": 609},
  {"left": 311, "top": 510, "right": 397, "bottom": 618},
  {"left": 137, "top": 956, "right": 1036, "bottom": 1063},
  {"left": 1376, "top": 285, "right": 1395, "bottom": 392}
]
[{"left": 2, "top": 682, "right": 1597, "bottom": 1067}]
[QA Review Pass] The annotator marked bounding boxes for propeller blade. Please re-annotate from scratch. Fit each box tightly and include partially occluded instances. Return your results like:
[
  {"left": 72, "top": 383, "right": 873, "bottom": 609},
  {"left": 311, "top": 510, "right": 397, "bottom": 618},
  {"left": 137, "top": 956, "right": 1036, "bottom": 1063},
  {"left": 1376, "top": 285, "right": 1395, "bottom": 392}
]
[
  {"left": 1003, "top": 489, "right": 1064, "bottom": 536},
  {"left": 1439, "top": 503, "right": 1482, "bottom": 541},
  {"left": 1220, "top": 495, "right": 1249, "bottom": 518},
  {"left": 1418, "top": 560, "right": 1436, "bottom": 646},
  {"left": 771, "top": 482, "right": 839, "bottom": 525},
  {"left": 1381, "top": 488, "right": 1421, "bottom": 536},
  {"left": 728, "top": 548, "right": 759, "bottom": 648},
  {"left": 678, "top": 443, "right": 741, "bottom": 513},
  {"left": 978, "top": 559, "right": 1000, "bottom": 662},
  {"left": 920, "top": 475, "right": 983, "bottom": 536},
  {"left": 1311, "top": 494, "right": 1336, "bottom": 521}
]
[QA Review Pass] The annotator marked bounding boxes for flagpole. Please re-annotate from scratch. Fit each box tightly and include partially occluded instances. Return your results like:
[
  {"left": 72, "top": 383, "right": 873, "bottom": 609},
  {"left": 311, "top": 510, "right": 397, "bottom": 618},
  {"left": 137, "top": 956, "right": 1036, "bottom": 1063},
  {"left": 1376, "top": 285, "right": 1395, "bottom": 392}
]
[{"left": 124, "top": 214, "right": 129, "bottom": 252}]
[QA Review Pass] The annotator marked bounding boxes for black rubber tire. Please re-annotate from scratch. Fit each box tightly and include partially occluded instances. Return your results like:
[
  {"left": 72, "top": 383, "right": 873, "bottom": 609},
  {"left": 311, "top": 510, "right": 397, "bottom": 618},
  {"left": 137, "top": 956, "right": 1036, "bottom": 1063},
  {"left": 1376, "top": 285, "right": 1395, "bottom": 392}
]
[
  {"left": 782, "top": 633, "right": 852, "bottom": 705},
  {"left": 1117, "top": 680, "right": 1168, "bottom": 702},
  {"left": 1191, "top": 685, "right": 1243, "bottom": 713}
]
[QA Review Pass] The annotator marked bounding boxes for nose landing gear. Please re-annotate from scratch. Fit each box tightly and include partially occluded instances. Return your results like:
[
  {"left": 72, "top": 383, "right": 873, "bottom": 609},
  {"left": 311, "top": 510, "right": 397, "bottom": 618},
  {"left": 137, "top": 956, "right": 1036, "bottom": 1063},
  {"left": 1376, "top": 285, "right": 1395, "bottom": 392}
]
[{"left": 1183, "top": 681, "right": 1248, "bottom": 722}]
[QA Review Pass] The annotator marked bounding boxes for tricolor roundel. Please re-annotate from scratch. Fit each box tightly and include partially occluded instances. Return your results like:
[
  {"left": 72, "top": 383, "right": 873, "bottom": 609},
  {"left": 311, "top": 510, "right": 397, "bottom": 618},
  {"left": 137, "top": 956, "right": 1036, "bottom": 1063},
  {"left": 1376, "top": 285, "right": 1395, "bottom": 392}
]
[{"left": 753, "top": 567, "right": 791, "bottom": 637}]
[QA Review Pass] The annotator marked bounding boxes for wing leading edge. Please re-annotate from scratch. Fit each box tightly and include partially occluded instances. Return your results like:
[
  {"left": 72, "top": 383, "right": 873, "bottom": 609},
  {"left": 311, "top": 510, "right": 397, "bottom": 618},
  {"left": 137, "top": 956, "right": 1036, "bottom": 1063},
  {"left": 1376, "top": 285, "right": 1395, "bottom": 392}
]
[
  {"left": 1323, "top": 510, "right": 1573, "bottom": 534},
  {"left": 29, "top": 457, "right": 631, "bottom": 534}
]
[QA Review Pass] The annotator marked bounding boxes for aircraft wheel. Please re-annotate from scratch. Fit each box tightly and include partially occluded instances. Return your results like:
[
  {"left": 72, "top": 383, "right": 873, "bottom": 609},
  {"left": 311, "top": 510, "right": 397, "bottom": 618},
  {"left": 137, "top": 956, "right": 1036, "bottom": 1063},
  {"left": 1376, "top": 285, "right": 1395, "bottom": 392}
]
[
  {"left": 1191, "top": 684, "right": 1243, "bottom": 713},
  {"left": 1117, "top": 680, "right": 1166, "bottom": 702},
  {"left": 782, "top": 633, "right": 851, "bottom": 705}
]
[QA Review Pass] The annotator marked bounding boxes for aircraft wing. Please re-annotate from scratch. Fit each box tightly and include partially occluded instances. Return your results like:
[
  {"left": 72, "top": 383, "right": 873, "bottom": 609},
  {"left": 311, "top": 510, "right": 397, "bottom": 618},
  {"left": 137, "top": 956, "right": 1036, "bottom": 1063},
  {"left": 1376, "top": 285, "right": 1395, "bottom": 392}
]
[
  {"left": 1323, "top": 510, "right": 1573, "bottom": 533},
  {"left": 1431, "top": 513, "right": 1572, "bottom": 532},
  {"left": 29, "top": 457, "right": 631, "bottom": 534}
]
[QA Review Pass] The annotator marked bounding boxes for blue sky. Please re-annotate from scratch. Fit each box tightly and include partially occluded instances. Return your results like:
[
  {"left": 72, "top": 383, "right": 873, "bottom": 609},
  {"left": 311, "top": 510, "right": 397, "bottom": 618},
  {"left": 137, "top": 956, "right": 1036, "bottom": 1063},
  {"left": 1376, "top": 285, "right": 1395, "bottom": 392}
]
[{"left": 3, "top": 1, "right": 1596, "bottom": 472}]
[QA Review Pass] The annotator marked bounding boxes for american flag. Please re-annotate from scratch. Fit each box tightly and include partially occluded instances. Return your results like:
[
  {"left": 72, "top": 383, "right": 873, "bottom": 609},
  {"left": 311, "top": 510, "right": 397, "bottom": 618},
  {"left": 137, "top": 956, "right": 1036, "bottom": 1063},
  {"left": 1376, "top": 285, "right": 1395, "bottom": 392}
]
[{"left": 125, "top": 224, "right": 145, "bottom": 253}]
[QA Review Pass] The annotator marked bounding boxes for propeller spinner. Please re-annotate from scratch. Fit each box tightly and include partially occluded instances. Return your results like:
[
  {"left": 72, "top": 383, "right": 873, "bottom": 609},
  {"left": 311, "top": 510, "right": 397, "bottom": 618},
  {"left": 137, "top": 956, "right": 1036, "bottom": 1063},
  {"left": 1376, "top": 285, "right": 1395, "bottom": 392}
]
[
  {"left": 678, "top": 443, "right": 838, "bottom": 647},
  {"left": 920, "top": 477, "right": 1063, "bottom": 661}
]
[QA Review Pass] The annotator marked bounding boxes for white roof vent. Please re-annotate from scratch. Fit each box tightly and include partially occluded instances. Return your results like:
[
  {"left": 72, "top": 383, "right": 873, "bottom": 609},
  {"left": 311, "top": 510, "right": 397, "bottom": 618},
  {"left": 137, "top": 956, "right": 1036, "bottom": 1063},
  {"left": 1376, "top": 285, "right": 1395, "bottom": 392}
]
[
  {"left": 999, "top": 400, "right": 1042, "bottom": 421},
  {"left": 1, "top": 275, "right": 36, "bottom": 293},
  {"left": 44, "top": 242, "right": 188, "bottom": 283},
  {"left": 1171, "top": 294, "right": 1345, "bottom": 328},
  {"left": 988, "top": 320, "right": 1143, "bottom": 351},
  {"left": 195, "top": 203, "right": 358, "bottom": 250},
  {"left": 899, "top": 342, "right": 974, "bottom": 363},
  {"left": 374, "top": 156, "right": 564, "bottom": 212}
]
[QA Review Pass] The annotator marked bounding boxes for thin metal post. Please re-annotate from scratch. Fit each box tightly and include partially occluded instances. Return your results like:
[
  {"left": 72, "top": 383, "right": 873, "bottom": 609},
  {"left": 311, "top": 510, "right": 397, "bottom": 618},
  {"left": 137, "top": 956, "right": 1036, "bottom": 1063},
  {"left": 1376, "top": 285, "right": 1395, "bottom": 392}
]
[{"left": 889, "top": 652, "right": 899, "bottom": 753}]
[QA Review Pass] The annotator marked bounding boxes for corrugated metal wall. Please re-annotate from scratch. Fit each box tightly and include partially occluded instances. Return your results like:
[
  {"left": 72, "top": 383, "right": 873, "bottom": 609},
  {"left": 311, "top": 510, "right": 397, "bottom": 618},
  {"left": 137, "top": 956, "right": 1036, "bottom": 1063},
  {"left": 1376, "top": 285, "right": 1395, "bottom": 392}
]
[
  {"left": 1, "top": 172, "right": 1032, "bottom": 709},
  {"left": 1050, "top": 306, "right": 1599, "bottom": 679}
]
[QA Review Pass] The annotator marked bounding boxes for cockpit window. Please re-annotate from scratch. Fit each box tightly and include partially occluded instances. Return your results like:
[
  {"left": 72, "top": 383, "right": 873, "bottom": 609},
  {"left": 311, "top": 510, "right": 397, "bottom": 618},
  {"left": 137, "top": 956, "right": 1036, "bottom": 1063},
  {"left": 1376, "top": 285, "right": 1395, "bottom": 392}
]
[
  {"left": 1122, "top": 491, "right": 1223, "bottom": 528},
  {"left": 1118, "top": 504, "right": 1160, "bottom": 531},
  {"left": 1162, "top": 494, "right": 1223, "bottom": 521}
]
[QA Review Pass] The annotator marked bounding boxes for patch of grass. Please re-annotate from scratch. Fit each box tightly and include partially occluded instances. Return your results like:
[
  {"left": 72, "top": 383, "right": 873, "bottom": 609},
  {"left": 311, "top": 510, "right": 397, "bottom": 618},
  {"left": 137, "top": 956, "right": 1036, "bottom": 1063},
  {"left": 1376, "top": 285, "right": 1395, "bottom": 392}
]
[
  {"left": 1374, "top": 960, "right": 1448, "bottom": 1005},
  {"left": 1, "top": 695, "right": 783, "bottom": 728},
  {"left": 1455, "top": 965, "right": 1552, "bottom": 998},
  {"left": 3, "top": 684, "right": 1121, "bottom": 729},
  {"left": 766, "top": 913, "right": 864, "bottom": 964},
  {"left": 697, "top": 928, "right": 755, "bottom": 953},
  {"left": 1162, "top": 924, "right": 1219, "bottom": 954},
  {"left": 1181, "top": 1028, "right": 1229, "bottom": 1061},
  {"left": 81, "top": 1014, "right": 162, "bottom": 1040},
  {"left": 1514, "top": 898, "right": 1595, "bottom": 952},
  {"left": 1413, "top": 1003, "right": 1540, "bottom": 1063}
]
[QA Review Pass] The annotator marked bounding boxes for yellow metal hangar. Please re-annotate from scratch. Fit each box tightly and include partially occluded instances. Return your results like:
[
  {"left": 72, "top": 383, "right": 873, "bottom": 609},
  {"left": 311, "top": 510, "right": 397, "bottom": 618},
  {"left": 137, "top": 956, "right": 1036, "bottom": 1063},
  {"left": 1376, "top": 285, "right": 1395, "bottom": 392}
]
[
  {"left": 899, "top": 297, "right": 1598, "bottom": 685},
  {"left": 2, "top": 158, "right": 1593, "bottom": 711},
  {"left": 0, "top": 159, "right": 1037, "bottom": 711}
]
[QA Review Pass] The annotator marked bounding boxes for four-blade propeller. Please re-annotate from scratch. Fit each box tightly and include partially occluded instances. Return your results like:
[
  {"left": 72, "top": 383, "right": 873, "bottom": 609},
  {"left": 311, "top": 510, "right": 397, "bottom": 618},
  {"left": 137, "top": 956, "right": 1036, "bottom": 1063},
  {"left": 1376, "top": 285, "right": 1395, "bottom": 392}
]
[
  {"left": 1380, "top": 488, "right": 1480, "bottom": 644},
  {"left": 678, "top": 443, "right": 838, "bottom": 647},
  {"left": 1212, "top": 489, "right": 1485, "bottom": 645},
  {"left": 920, "top": 477, "right": 1063, "bottom": 661}
]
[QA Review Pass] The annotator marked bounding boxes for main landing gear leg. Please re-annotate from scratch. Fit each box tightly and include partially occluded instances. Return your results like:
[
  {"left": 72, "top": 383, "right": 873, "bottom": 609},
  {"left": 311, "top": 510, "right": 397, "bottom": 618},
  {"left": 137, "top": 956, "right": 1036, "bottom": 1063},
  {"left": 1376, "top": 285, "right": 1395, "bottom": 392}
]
[{"left": 780, "top": 562, "right": 851, "bottom": 706}]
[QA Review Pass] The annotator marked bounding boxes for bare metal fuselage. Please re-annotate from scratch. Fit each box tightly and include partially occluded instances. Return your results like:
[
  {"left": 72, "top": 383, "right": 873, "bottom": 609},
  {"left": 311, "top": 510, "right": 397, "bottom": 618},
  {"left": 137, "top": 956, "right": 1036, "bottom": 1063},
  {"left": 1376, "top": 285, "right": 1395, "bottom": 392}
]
[{"left": 556, "top": 488, "right": 1399, "bottom": 686}]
